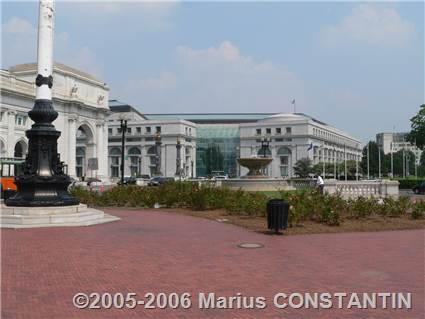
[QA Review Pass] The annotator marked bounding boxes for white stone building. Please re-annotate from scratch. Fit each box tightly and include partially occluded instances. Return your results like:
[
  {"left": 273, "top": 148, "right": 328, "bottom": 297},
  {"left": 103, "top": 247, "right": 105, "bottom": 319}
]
[
  {"left": 0, "top": 63, "right": 110, "bottom": 180},
  {"left": 239, "top": 113, "right": 362, "bottom": 177},
  {"left": 107, "top": 100, "right": 197, "bottom": 180},
  {"left": 376, "top": 132, "right": 422, "bottom": 164}
]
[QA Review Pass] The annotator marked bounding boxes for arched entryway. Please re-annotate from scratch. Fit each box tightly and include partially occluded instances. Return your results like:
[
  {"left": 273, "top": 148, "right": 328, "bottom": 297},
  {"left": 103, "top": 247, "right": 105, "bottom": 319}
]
[
  {"left": 76, "top": 124, "right": 95, "bottom": 179},
  {"left": 14, "top": 140, "right": 28, "bottom": 158},
  {"left": 277, "top": 146, "right": 292, "bottom": 177}
]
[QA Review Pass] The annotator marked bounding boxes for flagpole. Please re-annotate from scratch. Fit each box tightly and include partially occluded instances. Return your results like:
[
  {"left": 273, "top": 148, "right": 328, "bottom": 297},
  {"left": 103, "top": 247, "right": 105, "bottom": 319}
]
[
  {"left": 344, "top": 144, "right": 347, "bottom": 181},
  {"left": 333, "top": 147, "right": 336, "bottom": 179},
  {"left": 322, "top": 143, "right": 325, "bottom": 179},
  {"left": 367, "top": 142, "right": 370, "bottom": 180}
]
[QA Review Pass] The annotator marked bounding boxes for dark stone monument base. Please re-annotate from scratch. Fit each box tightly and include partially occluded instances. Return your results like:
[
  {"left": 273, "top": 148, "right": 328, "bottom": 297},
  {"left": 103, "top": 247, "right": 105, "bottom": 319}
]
[{"left": 5, "top": 99, "right": 79, "bottom": 207}]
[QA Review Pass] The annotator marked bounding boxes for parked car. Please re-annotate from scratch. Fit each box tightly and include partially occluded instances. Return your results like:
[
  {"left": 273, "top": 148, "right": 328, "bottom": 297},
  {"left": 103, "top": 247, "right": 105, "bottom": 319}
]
[
  {"left": 122, "top": 177, "right": 137, "bottom": 185},
  {"left": 147, "top": 176, "right": 173, "bottom": 186},
  {"left": 412, "top": 182, "right": 425, "bottom": 195},
  {"left": 85, "top": 177, "right": 102, "bottom": 186}
]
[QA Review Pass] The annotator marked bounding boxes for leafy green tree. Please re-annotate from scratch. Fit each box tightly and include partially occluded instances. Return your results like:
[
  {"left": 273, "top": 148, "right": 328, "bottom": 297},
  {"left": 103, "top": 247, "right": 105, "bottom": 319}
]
[
  {"left": 293, "top": 158, "right": 312, "bottom": 177},
  {"left": 407, "top": 104, "right": 425, "bottom": 149},
  {"left": 360, "top": 141, "right": 384, "bottom": 178},
  {"left": 338, "top": 160, "right": 358, "bottom": 180}
]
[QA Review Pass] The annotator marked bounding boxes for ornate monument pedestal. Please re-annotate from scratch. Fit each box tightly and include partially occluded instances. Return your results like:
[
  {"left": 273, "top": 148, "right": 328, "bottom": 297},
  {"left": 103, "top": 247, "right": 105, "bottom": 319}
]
[{"left": 0, "top": 203, "right": 120, "bottom": 228}]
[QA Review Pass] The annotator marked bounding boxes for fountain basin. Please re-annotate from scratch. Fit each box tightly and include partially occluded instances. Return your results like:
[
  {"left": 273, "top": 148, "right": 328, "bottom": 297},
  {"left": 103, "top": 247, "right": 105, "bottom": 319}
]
[{"left": 237, "top": 157, "right": 273, "bottom": 178}]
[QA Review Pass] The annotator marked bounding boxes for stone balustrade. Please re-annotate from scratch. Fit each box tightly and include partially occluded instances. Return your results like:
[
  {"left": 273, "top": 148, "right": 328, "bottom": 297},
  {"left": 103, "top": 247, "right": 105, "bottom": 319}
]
[{"left": 324, "top": 179, "right": 399, "bottom": 198}]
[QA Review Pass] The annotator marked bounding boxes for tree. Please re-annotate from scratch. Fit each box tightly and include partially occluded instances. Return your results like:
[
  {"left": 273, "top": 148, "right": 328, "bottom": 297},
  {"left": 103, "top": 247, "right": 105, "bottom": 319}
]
[
  {"left": 293, "top": 158, "right": 312, "bottom": 178},
  {"left": 360, "top": 141, "right": 384, "bottom": 178},
  {"left": 407, "top": 104, "right": 425, "bottom": 150}
]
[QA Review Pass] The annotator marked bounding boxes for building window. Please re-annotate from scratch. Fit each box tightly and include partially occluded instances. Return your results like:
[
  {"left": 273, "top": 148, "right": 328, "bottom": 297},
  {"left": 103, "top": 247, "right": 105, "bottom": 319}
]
[
  {"left": 108, "top": 128, "right": 112, "bottom": 135},
  {"left": 156, "top": 126, "right": 161, "bottom": 133},
  {"left": 146, "top": 126, "right": 151, "bottom": 134},
  {"left": 277, "top": 146, "right": 291, "bottom": 177},
  {"left": 136, "top": 127, "right": 141, "bottom": 134},
  {"left": 117, "top": 128, "right": 122, "bottom": 133},
  {"left": 189, "top": 128, "right": 192, "bottom": 136},
  {"left": 127, "top": 127, "right": 132, "bottom": 134},
  {"left": 256, "top": 128, "right": 261, "bottom": 135},
  {"left": 15, "top": 114, "right": 27, "bottom": 126},
  {"left": 266, "top": 128, "right": 271, "bottom": 135},
  {"left": 128, "top": 147, "right": 141, "bottom": 177},
  {"left": 276, "top": 128, "right": 281, "bottom": 134},
  {"left": 286, "top": 127, "right": 292, "bottom": 134},
  {"left": 76, "top": 147, "right": 85, "bottom": 178},
  {"left": 0, "top": 112, "right": 3, "bottom": 122}
]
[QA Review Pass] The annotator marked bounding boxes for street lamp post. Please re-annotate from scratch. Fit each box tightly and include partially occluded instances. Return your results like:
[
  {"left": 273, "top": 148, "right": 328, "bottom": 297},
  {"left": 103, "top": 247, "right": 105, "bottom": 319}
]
[
  {"left": 175, "top": 138, "right": 182, "bottom": 180},
  {"left": 120, "top": 119, "right": 127, "bottom": 185},
  {"left": 6, "top": 0, "right": 78, "bottom": 207},
  {"left": 154, "top": 131, "right": 162, "bottom": 176}
]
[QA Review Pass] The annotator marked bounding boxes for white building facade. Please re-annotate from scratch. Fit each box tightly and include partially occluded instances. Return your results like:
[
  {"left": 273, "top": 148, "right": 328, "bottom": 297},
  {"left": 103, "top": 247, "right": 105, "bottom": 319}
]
[
  {"left": 376, "top": 132, "right": 422, "bottom": 164},
  {"left": 0, "top": 63, "right": 110, "bottom": 180},
  {"left": 239, "top": 113, "right": 362, "bottom": 178},
  {"left": 107, "top": 101, "right": 197, "bottom": 180}
]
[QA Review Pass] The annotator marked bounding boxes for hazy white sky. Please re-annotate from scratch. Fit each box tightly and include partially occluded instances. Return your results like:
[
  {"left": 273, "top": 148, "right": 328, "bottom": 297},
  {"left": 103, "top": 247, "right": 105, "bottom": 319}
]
[{"left": 2, "top": 1, "right": 424, "bottom": 142}]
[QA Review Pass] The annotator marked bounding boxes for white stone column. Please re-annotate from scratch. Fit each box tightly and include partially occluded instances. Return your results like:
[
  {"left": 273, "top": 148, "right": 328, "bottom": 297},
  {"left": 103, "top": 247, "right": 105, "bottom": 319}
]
[
  {"left": 96, "top": 122, "right": 107, "bottom": 180},
  {"left": 36, "top": 0, "right": 54, "bottom": 100},
  {"left": 7, "top": 110, "right": 16, "bottom": 157},
  {"left": 67, "top": 116, "right": 77, "bottom": 177}
]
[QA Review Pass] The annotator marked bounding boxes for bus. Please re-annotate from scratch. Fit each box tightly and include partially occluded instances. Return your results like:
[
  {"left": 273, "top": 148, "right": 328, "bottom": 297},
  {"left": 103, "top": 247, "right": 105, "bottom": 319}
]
[{"left": 0, "top": 157, "right": 25, "bottom": 198}]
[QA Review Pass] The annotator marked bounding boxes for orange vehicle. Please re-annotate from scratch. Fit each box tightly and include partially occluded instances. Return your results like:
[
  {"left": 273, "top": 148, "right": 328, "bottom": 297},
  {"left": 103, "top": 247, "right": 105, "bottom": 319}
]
[{"left": 0, "top": 157, "right": 25, "bottom": 197}]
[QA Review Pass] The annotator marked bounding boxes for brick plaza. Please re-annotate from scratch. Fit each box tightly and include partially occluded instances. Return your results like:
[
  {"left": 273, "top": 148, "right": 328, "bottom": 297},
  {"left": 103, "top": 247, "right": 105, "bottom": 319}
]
[{"left": 2, "top": 208, "right": 424, "bottom": 318}]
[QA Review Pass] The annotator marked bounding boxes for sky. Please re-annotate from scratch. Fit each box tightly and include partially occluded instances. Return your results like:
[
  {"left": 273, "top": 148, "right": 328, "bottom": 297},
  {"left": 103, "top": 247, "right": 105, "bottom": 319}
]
[{"left": 2, "top": 1, "right": 424, "bottom": 143}]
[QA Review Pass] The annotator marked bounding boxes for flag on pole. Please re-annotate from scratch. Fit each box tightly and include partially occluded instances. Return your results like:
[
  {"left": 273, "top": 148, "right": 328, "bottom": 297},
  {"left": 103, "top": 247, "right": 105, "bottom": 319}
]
[{"left": 307, "top": 142, "right": 313, "bottom": 151}]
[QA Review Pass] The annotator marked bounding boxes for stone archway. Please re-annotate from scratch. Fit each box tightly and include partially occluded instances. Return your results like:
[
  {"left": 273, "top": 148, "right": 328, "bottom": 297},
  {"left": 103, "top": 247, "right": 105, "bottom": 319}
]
[
  {"left": 14, "top": 139, "right": 28, "bottom": 158},
  {"left": 76, "top": 124, "right": 95, "bottom": 179}
]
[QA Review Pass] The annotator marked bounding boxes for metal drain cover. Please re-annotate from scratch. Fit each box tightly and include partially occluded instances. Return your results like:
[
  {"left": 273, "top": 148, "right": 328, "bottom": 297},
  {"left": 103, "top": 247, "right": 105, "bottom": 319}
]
[{"left": 237, "top": 243, "right": 264, "bottom": 249}]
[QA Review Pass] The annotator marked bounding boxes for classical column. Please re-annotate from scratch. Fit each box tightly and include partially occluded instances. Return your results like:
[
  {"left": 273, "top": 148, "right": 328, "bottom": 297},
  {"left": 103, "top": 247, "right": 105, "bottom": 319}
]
[
  {"left": 96, "top": 122, "right": 106, "bottom": 180},
  {"left": 6, "top": 0, "right": 78, "bottom": 206},
  {"left": 67, "top": 116, "right": 77, "bottom": 177},
  {"left": 7, "top": 110, "right": 16, "bottom": 157}
]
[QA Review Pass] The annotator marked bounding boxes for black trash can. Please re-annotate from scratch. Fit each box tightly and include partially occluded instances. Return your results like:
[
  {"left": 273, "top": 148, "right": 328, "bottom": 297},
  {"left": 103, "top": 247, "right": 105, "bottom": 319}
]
[{"left": 267, "top": 199, "right": 289, "bottom": 234}]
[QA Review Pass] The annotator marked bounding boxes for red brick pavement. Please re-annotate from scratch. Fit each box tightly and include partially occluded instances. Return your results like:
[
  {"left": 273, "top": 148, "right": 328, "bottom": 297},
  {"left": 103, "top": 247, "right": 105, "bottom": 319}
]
[{"left": 1, "top": 208, "right": 424, "bottom": 319}]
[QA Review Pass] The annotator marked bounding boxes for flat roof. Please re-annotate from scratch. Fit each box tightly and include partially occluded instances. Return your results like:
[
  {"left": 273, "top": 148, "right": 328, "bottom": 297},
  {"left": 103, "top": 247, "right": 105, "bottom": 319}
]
[{"left": 144, "top": 113, "right": 275, "bottom": 124}]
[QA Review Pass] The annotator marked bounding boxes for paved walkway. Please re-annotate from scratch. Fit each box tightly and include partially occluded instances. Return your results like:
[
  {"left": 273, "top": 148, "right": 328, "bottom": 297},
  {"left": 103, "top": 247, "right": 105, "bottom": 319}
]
[{"left": 2, "top": 208, "right": 424, "bottom": 319}]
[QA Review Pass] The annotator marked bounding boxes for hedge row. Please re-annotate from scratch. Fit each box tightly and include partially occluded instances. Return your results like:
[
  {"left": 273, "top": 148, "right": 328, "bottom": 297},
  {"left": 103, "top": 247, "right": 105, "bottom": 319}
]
[{"left": 70, "top": 182, "right": 425, "bottom": 226}]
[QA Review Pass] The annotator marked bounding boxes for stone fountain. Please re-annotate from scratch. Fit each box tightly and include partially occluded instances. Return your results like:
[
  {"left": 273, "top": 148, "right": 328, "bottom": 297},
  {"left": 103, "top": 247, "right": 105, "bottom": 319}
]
[{"left": 237, "top": 157, "right": 273, "bottom": 179}]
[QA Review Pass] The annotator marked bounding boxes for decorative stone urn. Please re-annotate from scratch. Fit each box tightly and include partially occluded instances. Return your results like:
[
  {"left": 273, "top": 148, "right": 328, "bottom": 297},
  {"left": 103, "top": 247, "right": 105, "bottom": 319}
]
[{"left": 237, "top": 157, "right": 273, "bottom": 179}]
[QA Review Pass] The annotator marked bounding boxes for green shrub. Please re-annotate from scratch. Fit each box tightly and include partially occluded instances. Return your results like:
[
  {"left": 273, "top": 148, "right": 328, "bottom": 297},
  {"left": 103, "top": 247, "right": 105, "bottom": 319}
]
[
  {"left": 396, "top": 179, "right": 425, "bottom": 190},
  {"left": 347, "top": 197, "right": 377, "bottom": 219},
  {"left": 70, "top": 184, "right": 424, "bottom": 226},
  {"left": 411, "top": 200, "right": 425, "bottom": 219}
]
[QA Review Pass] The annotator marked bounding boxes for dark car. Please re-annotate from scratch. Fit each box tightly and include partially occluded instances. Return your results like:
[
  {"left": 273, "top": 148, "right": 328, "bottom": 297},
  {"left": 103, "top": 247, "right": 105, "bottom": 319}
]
[
  {"left": 147, "top": 176, "right": 174, "bottom": 186},
  {"left": 412, "top": 182, "right": 425, "bottom": 195}
]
